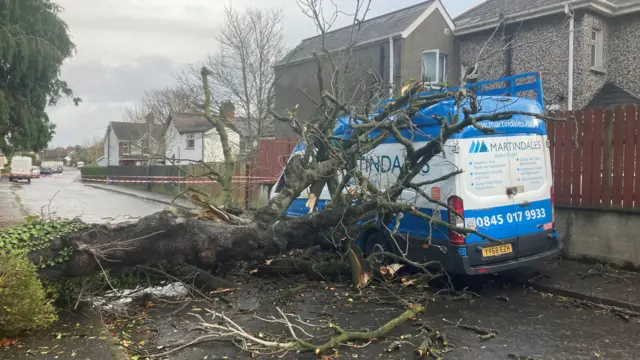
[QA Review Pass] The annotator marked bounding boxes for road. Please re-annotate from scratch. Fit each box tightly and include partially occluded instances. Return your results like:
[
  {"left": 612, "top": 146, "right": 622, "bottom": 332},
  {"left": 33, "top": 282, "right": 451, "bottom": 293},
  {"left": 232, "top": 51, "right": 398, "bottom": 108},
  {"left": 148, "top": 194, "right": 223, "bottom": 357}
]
[
  {"left": 1, "top": 167, "right": 165, "bottom": 224},
  {"left": 0, "top": 168, "right": 638, "bottom": 359}
]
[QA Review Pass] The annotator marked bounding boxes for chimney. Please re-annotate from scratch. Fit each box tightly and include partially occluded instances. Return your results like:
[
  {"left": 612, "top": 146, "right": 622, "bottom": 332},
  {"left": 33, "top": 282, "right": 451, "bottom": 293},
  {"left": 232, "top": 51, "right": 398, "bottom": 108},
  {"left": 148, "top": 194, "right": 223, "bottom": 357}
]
[{"left": 221, "top": 101, "right": 235, "bottom": 120}]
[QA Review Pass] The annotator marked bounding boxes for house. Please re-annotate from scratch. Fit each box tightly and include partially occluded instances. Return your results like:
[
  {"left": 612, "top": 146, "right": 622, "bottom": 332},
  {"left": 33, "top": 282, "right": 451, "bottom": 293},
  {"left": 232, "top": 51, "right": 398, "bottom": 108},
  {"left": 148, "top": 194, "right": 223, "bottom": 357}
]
[
  {"left": 164, "top": 102, "right": 275, "bottom": 164},
  {"left": 455, "top": 0, "right": 640, "bottom": 110},
  {"left": 273, "top": 0, "right": 457, "bottom": 139},
  {"left": 103, "top": 115, "right": 163, "bottom": 166}
]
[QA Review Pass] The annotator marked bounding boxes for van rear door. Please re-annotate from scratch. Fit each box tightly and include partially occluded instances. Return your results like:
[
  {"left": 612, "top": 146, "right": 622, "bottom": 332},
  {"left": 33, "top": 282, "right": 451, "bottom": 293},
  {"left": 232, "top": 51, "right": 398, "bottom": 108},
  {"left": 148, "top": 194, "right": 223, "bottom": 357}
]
[
  {"left": 506, "top": 134, "right": 555, "bottom": 257},
  {"left": 456, "top": 135, "right": 520, "bottom": 265}
]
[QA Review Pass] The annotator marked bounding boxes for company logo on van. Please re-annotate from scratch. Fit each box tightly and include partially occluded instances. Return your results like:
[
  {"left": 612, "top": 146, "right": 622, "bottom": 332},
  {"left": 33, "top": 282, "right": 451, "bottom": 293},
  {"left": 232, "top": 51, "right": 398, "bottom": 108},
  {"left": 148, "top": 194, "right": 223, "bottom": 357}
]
[
  {"left": 490, "top": 140, "right": 542, "bottom": 152},
  {"left": 469, "top": 140, "right": 489, "bottom": 153}
]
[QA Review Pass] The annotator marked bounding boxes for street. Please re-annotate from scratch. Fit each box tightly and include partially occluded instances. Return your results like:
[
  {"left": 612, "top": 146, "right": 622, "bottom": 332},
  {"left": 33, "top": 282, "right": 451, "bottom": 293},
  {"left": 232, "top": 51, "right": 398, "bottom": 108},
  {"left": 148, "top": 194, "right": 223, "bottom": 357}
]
[
  {"left": 1, "top": 167, "right": 165, "bottom": 224},
  {"left": 0, "top": 169, "right": 638, "bottom": 359}
]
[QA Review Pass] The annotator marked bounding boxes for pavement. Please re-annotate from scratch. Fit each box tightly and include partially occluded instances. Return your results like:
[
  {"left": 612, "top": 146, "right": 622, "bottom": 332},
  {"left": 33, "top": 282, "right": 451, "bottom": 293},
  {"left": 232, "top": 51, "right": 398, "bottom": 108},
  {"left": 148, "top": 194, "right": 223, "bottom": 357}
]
[
  {"left": 83, "top": 182, "right": 195, "bottom": 209},
  {"left": 530, "top": 258, "right": 640, "bottom": 309},
  {"left": 0, "top": 167, "right": 639, "bottom": 359}
]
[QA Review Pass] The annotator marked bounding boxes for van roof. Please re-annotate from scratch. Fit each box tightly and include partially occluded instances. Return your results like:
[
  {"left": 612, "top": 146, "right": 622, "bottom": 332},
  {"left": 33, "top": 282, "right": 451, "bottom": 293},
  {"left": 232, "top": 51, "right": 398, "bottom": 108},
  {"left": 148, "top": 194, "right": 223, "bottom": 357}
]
[{"left": 333, "top": 94, "right": 546, "bottom": 143}]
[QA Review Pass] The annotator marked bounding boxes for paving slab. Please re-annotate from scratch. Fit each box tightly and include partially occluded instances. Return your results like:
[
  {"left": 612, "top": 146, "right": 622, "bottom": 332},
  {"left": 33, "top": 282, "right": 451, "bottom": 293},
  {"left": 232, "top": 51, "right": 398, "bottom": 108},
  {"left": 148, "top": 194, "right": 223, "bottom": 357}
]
[
  {"left": 1, "top": 310, "right": 127, "bottom": 360},
  {"left": 529, "top": 258, "right": 640, "bottom": 309}
]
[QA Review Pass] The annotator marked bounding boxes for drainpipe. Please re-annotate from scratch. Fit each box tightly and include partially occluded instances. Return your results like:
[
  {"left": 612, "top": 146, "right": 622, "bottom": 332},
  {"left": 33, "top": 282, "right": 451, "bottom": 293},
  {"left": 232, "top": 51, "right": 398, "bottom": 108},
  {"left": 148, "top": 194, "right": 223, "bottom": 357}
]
[
  {"left": 389, "top": 37, "right": 394, "bottom": 97},
  {"left": 566, "top": 4, "right": 575, "bottom": 111}
]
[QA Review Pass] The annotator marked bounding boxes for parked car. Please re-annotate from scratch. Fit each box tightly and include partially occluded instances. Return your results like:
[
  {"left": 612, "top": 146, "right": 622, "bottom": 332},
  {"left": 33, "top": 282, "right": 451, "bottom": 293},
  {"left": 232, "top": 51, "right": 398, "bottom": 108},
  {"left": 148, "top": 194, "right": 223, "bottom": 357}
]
[
  {"left": 31, "top": 166, "right": 40, "bottom": 178},
  {"left": 76, "top": 161, "right": 85, "bottom": 168},
  {"left": 56, "top": 165, "right": 63, "bottom": 173},
  {"left": 9, "top": 156, "right": 32, "bottom": 183},
  {"left": 40, "top": 167, "right": 53, "bottom": 176}
]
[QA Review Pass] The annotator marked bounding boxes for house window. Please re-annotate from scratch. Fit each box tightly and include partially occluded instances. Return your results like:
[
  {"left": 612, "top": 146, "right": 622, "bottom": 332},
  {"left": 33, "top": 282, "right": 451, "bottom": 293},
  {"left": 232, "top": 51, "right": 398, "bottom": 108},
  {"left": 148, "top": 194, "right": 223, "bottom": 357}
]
[
  {"left": 186, "top": 134, "right": 195, "bottom": 149},
  {"left": 122, "top": 142, "right": 130, "bottom": 155},
  {"left": 590, "top": 29, "right": 604, "bottom": 68},
  {"left": 422, "top": 50, "right": 447, "bottom": 83}
]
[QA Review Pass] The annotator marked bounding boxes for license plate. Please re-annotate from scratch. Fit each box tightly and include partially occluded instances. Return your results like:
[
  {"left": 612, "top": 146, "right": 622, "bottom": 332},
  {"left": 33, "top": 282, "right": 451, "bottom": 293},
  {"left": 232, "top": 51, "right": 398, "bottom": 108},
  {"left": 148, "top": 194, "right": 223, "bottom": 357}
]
[{"left": 481, "top": 244, "right": 513, "bottom": 257}]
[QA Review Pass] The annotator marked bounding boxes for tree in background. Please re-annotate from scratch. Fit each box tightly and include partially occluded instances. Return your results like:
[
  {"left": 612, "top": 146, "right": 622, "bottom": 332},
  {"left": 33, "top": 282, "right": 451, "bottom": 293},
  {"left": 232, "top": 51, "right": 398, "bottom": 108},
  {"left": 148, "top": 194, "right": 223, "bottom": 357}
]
[
  {"left": 0, "top": 0, "right": 80, "bottom": 155},
  {"left": 81, "top": 136, "right": 104, "bottom": 164},
  {"left": 176, "top": 6, "right": 285, "bottom": 143},
  {"left": 123, "top": 87, "right": 197, "bottom": 127}
]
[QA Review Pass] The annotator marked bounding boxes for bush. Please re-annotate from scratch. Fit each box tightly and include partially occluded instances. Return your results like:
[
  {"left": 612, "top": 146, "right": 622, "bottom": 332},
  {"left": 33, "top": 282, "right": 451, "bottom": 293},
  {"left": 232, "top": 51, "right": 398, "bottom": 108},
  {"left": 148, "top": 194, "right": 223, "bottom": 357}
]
[
  {"left": 0, "top": 251, "right": 57, "bottom": 336},
  {"left": 79, "top": 165, "right": 107, "bottom": 179}
]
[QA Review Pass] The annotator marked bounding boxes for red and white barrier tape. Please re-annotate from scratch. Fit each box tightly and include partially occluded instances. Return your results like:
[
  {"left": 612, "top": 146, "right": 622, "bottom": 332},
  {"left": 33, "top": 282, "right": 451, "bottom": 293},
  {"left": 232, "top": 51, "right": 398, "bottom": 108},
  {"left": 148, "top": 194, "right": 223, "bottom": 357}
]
[
  {"left": 82, "top": 177, "right": 278, "bottom": 184},
  {"left": 81, "top": 175, "right": 278, "bottom": 180}
]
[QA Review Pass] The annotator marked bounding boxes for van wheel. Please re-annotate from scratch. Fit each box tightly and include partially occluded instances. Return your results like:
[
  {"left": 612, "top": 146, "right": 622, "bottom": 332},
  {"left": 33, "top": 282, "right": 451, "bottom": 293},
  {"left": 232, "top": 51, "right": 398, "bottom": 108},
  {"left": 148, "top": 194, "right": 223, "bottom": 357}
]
[{"left": 364, "top": 232, "right": 394, "bottom": 264}]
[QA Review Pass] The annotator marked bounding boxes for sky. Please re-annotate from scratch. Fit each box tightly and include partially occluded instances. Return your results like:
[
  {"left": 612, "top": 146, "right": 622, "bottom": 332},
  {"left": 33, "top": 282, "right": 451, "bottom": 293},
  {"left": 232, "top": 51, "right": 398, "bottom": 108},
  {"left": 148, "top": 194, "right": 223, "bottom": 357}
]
[{"left": 48, "top": 0, "right": 483, "bottom": 147}]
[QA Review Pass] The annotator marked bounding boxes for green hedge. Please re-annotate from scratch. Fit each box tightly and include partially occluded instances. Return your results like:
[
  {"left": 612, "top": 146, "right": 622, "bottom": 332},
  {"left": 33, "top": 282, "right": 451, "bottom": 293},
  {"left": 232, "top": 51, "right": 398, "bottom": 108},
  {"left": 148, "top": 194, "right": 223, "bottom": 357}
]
[{"left": 79, "top": 165, "right": 107, "bottom": 179}]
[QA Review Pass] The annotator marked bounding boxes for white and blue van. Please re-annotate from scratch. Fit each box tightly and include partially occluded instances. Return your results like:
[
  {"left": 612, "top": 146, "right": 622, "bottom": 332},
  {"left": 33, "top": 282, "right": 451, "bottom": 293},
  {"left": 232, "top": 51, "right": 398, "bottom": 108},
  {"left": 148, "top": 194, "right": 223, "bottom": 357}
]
[{"left": 271, "top": 73, "right": 559, "bottom": 275}]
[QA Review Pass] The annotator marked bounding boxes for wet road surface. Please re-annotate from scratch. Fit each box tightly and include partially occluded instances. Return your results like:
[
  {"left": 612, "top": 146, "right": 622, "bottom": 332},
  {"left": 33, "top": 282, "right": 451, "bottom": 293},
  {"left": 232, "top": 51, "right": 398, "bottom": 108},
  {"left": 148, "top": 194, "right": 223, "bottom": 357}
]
[
  {"left": 1, "top": 167, "right": 165, "bottom": 224},
  {"left": 1, "top": 168, "right": 639, "bottom": 359}
]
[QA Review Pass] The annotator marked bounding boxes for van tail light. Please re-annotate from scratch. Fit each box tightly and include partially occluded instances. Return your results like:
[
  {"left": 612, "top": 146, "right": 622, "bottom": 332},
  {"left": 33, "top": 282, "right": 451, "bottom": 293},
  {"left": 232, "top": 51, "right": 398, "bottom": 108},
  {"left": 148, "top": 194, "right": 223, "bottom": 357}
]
[
  {"left": 447, "top": 196, "right": 465, "bottom": 245},
  {"left": 550, "top": 186, "right": 555, "bottom": 228}
]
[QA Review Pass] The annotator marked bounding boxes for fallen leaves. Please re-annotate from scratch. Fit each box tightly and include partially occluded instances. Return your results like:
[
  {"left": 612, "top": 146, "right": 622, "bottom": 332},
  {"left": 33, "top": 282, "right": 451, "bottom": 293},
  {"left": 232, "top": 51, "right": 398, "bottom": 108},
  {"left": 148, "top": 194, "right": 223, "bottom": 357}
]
[
  {"left": 379, "top": 264, "right": 404, "bottom": 281},
  {"left": 0, "top": 338, "right": 17, "bottom": 347}
]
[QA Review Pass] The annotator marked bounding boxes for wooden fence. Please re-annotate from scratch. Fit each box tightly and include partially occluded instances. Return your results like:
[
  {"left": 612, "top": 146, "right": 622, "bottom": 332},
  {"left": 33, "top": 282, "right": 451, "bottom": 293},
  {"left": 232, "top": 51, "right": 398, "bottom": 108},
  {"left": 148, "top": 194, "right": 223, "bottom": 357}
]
[{"left": 548, "top": 104, "right": 640, "bottom": 211}]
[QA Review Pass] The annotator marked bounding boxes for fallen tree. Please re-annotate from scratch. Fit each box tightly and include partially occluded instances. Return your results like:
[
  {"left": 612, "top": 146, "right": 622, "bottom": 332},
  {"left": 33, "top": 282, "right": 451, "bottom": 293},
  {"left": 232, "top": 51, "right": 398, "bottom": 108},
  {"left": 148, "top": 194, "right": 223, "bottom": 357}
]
[{"left": 9, "top": 0, "right": 566, "bottom": 293}]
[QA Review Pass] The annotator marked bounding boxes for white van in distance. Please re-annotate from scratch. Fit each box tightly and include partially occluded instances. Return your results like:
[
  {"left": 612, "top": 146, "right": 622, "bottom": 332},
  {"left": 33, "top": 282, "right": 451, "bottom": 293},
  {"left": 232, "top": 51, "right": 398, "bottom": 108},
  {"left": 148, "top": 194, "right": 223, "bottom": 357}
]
[{"left": 9, "top": 156, "right": 33, "bottom": 184}]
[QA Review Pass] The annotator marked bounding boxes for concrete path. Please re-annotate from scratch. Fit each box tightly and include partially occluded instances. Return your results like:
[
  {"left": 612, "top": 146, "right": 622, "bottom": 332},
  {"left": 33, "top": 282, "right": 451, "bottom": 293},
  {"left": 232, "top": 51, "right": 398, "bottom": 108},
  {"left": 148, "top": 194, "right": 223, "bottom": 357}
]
[
  {"left": 530, "top": 258, "right": 640, "bottom": 309},
  {"left": 83, "top": 182, "right": 195, "bottom": 209}
]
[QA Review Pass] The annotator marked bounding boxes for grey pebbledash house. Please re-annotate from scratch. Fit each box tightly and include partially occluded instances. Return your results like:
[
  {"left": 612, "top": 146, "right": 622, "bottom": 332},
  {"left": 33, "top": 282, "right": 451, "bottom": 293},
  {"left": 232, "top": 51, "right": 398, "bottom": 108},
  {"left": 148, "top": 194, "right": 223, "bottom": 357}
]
[
  {"left": 455, "top": 0, "right": 640, "bottom": 110},
  {"left": 274, "top": 0, "right": 457, "bottom": 139}
]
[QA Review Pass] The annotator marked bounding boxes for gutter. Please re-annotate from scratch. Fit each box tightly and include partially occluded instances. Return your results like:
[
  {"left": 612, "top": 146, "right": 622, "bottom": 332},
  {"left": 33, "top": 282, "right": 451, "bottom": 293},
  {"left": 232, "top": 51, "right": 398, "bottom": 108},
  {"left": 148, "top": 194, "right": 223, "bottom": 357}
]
[{"left": 566, "top": 4, "right": 575, "bottom": 111}]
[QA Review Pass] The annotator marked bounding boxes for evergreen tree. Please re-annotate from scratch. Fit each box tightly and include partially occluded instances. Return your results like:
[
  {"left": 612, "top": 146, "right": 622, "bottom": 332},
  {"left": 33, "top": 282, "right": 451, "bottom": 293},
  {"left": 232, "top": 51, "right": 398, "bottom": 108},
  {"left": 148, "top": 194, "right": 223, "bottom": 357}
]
[{"left": 0, "top": 0, "right": 79, "bottom": 154}]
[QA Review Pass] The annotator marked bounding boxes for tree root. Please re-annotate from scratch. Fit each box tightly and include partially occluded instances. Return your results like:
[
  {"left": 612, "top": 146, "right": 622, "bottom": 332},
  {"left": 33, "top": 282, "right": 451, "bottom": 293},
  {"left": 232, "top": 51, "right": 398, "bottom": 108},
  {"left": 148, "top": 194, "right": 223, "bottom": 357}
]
[
  {"left": 443, "top": 318, "right": 498, "bottom": 340},
  {"left": 190, "top": 304, "right": 424, "bottom": 355}
]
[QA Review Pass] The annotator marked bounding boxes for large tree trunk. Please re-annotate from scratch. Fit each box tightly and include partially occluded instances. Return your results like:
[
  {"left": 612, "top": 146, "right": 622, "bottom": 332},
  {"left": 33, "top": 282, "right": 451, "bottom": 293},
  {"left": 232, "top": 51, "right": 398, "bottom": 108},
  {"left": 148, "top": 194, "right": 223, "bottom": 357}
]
[{"left": 30, "top": 204, "right": 373, "bottom": 282}]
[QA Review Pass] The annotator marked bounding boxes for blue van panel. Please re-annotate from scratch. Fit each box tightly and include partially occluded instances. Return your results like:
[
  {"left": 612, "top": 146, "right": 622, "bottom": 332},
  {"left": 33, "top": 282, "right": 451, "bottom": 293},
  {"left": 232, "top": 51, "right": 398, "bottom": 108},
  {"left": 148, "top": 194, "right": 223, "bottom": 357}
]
[{"left": 464, "top": 198, "right": 552, "bottom": 244}]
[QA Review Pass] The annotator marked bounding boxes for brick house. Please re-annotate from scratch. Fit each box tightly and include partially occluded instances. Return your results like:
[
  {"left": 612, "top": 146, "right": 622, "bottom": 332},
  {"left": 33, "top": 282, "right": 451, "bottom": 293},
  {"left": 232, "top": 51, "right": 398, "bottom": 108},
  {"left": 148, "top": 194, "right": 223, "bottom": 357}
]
[
  {"left": 274, "top": 0, "right": 456, "bottom": 139},
  {"left": 455, "top": 0, "right": 640, "bottom": 110}
]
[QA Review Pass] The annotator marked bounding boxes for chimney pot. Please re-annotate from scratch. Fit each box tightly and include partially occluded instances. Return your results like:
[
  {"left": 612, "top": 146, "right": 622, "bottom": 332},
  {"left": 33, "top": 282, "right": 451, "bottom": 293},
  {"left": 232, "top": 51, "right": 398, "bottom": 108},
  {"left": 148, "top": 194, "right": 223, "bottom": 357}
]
[{"left": 222, "top": 101, "right": 235, "bottom": 120}]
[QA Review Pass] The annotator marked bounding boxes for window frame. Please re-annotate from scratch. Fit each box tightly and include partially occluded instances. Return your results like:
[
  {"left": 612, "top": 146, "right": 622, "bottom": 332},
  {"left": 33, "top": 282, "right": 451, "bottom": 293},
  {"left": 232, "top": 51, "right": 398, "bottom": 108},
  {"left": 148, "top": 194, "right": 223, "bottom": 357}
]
[
  {"left": 421, "top": 49, "right": 448, "bottom": 84},
  {"left": 121, "top": 142, "right": 130, "bottom": 155},
  {"left": 590, "top": 28, "right": 604, "bottom": 69},
  {"left": 186, "top": 134, "right": 196, "bottom": 149}
]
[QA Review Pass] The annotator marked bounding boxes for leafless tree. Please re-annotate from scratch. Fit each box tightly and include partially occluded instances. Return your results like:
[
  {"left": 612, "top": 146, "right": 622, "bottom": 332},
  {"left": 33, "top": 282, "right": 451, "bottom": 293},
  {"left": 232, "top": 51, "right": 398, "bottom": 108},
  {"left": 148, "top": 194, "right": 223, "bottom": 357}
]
[
  {"left": 176, "top": 6, "right": 286, "bottom": 143},
  {"left": 81, "top": 136, "right": 104, "bottom": 164},
  {"left": 124, "top": 87, "right": 198, "bottom": 126}
]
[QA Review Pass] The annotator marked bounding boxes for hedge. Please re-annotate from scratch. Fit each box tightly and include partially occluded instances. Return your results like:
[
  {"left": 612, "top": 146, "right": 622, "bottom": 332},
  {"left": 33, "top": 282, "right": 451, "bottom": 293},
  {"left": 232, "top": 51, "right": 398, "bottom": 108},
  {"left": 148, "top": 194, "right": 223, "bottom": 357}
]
[{"left": 79, "top": 165, "right": 107, "bottom": 179}]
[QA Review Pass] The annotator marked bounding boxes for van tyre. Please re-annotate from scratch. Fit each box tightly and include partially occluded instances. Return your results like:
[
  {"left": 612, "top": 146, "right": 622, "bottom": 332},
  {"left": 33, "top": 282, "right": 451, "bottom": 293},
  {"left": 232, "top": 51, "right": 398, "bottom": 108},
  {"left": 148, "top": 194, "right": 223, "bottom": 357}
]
[{"left": 364, "top": 232, "right": 393, "bottom": 265}]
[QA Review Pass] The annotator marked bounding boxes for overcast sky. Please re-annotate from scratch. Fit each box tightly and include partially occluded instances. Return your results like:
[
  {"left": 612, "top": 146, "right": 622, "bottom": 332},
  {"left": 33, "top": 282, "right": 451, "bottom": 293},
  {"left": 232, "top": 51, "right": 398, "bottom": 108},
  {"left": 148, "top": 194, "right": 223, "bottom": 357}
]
[{"left": 48, "top": 0, "right": 483, "bottom": 147}]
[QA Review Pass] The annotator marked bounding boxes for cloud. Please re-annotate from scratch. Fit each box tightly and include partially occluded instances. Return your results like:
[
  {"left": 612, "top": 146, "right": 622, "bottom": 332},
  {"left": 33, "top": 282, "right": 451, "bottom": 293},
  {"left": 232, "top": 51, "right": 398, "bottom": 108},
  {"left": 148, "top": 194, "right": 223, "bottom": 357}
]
[
  {"left": 49, "top": 56, "right": 184, "bottom": 145},
  {"left": 60, "top": 57, "right": 182, "bottom": 103},
  {"left": 48, "top": 0, "right": 484, "bottom": 146}
]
